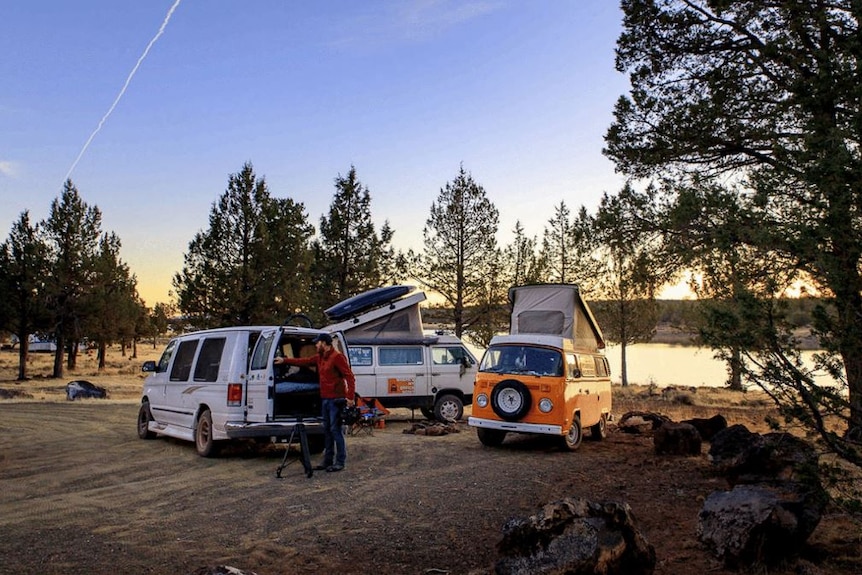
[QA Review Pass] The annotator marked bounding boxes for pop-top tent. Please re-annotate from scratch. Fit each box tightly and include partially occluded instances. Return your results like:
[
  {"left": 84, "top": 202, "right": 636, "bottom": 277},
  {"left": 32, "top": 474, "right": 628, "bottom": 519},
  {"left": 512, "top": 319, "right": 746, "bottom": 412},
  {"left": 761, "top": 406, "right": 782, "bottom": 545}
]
[
  {"left": 508, "top": 284, "right": 605, "bottom": 351},
  {"left": 325, "top": 285, "right": 428, "bottom": 342}
]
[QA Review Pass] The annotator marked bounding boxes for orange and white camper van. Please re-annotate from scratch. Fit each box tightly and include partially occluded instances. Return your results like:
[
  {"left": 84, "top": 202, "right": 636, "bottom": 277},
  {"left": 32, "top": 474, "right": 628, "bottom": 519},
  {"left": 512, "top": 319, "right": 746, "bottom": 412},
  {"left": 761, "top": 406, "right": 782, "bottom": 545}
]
[{"left": 468, "top": 284, "right": 612, "bottom": 451}]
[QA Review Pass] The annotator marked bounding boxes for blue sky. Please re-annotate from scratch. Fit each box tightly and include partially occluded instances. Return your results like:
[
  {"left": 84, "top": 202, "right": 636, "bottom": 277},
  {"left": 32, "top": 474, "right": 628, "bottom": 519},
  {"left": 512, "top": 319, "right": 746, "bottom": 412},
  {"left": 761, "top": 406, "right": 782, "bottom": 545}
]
[{"left": 2, "top": 1, "right": 630, "bottom": 305}]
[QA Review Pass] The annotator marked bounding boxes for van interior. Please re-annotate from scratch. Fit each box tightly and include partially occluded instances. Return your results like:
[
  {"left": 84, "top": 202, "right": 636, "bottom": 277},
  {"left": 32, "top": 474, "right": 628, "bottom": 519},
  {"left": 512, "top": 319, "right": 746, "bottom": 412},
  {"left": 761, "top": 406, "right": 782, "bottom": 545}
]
[{"left": 273, "top": 337, "right": 320, "bottom": 419}]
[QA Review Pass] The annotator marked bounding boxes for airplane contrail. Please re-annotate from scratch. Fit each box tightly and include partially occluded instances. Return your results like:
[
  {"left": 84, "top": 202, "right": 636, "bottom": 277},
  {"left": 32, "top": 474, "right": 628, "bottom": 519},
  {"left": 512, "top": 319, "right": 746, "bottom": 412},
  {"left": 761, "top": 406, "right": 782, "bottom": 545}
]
[{"left": 64, "top": 0, "right": 183, "bottom": 182}]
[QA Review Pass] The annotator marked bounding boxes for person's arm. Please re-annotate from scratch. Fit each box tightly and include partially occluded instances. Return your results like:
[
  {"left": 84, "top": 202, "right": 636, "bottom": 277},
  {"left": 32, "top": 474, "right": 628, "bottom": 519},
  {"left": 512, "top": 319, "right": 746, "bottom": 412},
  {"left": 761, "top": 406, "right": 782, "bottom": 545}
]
[
  {"left": 275, "top": 355, "right": 317, "bottom": 367},
  {"left": 335, "top": 353, "right": 356, "bottom": 400}
]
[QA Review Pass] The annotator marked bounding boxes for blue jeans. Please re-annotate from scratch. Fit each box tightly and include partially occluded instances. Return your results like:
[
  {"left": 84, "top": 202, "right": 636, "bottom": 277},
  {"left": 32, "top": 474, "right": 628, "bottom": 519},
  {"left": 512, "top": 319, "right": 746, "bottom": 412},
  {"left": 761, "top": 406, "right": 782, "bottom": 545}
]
[{"left": 321, "top": 398, "right": 347, "bottom": 467}]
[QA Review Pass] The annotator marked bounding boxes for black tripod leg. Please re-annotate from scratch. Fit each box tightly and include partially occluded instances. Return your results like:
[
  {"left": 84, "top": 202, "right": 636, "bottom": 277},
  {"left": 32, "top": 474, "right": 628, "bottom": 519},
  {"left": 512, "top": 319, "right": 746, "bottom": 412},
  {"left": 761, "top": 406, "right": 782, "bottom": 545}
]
[
  {"left": 275, "top": 427, "right": 297, "bottom": 478},
  {"left": 297, "top": 424, "right": 313, "bottom": 478}
]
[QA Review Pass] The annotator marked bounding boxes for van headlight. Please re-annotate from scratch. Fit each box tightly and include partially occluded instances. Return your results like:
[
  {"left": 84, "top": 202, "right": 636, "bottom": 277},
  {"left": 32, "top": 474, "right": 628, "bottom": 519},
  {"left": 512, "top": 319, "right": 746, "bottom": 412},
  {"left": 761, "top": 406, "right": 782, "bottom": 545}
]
[
  {"left": 538, "top": 398, "right": 553, "bottom": 413},
  {"left": 475, "top": 393, "right": 489, "bottom": 408}
]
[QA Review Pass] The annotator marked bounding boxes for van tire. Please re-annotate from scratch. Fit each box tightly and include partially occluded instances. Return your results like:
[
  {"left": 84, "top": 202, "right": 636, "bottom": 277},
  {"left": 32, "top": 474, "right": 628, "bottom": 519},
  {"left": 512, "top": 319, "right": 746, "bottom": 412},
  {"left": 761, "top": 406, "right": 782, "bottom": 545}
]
[
  {"left": 560, "top": 414, "right": 582, "bottom": 451},
  {"left": 137, "top": 401, "right": 156, "bottom": 439},
  {"left": 195, "top": 409, "right": 220, "bottom": 457},
  {"left": 434, "top": 394, "right": 463, "bottom": 422},
  {"left": 477, "top": 428, "right": 506, "bottom": 447},
  {"left": 420, "top": 407, "right": 435, "bottom": 420},
  {"left": 491, "top": 380, "right": 532, "bottom": 421},
  {"left": 589, "top": 414, "right": 608, "bottom": 441}
]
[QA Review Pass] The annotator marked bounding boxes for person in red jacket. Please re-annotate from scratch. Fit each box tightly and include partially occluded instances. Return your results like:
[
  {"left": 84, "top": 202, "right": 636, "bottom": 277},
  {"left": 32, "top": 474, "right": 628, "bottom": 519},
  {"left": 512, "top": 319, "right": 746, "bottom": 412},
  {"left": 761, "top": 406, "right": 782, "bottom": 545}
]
[{"left": 275, "top": 333, "right": 355, "bottom": 472}]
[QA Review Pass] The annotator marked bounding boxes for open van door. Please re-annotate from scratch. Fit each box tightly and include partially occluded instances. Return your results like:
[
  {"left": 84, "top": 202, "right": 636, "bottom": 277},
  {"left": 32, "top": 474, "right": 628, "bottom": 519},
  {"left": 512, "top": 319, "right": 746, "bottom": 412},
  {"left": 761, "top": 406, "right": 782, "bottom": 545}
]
[{"left": 246, "top": 328, "right": 278, "bottom": 422}]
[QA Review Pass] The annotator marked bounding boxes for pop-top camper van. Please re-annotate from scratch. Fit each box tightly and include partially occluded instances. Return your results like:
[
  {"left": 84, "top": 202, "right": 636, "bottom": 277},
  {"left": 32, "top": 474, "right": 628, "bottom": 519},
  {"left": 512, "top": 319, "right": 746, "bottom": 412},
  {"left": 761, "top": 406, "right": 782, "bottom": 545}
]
[
  {"left": 325, "top": 286, "right": 478, "bottom": 421},
  {"left": 468, "top": 284, "right": 612, "bottom": 450}
]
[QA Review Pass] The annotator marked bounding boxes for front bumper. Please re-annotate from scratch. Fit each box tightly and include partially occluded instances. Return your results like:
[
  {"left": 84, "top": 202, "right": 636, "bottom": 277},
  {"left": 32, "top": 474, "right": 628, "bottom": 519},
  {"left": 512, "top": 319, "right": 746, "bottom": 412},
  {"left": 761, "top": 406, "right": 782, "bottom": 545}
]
[{"left": 468, "top": 416, "right": 562, "bottom": 436}]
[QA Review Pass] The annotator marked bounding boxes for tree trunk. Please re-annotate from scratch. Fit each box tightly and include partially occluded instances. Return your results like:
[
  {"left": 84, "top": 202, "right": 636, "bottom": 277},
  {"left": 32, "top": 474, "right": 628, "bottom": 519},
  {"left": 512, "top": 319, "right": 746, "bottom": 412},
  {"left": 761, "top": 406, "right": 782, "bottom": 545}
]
[
  {"left": 98, "top": 341, "right": 107, "bottom": 370},
  {"left": 727, "top": 346, "right": 743, "bottom": 391},
  {"left": 620, "top": 342, "right": 629, "bottom": 387},
  {"left": 16, "top": 336, "right": 29, "bottom": 381},
  {"left": 52, "top": 333, "right": 64, "bottom": 379}
]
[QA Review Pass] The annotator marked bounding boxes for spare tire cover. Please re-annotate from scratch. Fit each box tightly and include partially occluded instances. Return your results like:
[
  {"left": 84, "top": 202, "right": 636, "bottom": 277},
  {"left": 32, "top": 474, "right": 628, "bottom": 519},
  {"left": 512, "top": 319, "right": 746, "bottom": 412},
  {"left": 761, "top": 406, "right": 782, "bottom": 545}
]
[{"left": 491, "top": 379, "right": 532, "bottom": 421}]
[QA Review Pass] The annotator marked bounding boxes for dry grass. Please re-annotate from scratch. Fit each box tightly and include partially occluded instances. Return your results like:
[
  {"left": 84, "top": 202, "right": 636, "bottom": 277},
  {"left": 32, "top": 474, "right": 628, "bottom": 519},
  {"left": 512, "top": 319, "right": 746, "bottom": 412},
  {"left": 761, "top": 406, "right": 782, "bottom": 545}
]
[{"left": 0, "top": 344, "right": 164, "bottom": 402}]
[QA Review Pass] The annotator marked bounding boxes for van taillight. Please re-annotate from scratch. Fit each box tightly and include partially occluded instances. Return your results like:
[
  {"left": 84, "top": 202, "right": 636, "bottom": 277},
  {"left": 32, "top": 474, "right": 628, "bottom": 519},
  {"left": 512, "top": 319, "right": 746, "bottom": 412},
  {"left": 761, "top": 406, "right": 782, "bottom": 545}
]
[{"left": 227, "top": 383, "right": 243, "bottom": 406}]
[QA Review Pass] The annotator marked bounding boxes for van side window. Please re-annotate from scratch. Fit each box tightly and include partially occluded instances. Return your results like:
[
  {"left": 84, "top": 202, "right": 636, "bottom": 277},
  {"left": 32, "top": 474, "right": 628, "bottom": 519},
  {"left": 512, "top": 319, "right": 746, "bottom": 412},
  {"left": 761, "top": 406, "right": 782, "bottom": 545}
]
[
  {"left": 193, "top": 337, "right": 226, "bottom": 382},
  {"left": 379, "top": 347, "right": 423, "bottom": 366},
  {"left": 595, "top": 356, "right": 610, "bottom": 377},
  {"left": 577, "top": 354, "right": 597, "bottom": 378},
  {"left": 432, "top": 347, "right": 461, "bottom": 365},
  {"left": 567, "top": 353, "right": 578, "bottom": 378},
  {"left": 348, "top": 347, "right": 373, "bottom": 366},
  {"left": 251, "top": 332, "right": 274, "bottom": 371},
  {"left": 156, "top": 340, "right": 177, "bottom": 373},
  {"left": 170, "top": 339, "right": 199, "bottom": 382}
]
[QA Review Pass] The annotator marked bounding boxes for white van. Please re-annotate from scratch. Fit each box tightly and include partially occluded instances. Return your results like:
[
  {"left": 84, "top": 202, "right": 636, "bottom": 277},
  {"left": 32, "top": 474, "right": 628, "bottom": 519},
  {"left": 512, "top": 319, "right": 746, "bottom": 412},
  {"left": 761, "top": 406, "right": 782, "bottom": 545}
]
[
  {"left": 137, "top": 325, "right": 345, "bottom": 457},
  {"left": 345, "top": 334, "right": 477, "bottom": 421}
]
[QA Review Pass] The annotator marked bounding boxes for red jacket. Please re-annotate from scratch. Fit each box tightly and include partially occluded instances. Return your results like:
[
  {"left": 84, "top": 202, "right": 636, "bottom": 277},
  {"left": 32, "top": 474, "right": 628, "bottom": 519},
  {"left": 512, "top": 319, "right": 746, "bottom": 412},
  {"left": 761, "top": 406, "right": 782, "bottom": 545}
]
[{"left": 284, "top": 348, "right": 356, "bottom": 400}]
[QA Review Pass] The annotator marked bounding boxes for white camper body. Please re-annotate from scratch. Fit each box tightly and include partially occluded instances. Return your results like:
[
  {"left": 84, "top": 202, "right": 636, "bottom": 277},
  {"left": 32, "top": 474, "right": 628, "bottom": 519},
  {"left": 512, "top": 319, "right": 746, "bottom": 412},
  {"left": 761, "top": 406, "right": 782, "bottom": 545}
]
[{"left": 326, "top": 286, "right": 478, "bottom": 421}]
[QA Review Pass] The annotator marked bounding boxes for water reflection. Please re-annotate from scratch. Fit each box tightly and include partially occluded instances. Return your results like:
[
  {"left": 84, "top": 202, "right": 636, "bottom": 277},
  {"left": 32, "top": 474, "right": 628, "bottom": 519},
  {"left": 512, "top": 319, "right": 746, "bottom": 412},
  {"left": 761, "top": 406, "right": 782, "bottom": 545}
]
[{"left": 604, "top": 343, "right": 833, "bottom": 388}]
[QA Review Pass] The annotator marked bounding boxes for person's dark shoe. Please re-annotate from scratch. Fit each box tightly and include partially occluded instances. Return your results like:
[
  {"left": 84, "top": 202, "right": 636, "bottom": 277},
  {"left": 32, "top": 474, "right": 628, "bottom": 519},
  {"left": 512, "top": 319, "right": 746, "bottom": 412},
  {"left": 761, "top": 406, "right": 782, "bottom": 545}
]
[
  {"left": 314, "top": 463, "right": 331, "bottom": 471},
  {"left": 326, "top": 465, "right": 344, "bottom": 472}
]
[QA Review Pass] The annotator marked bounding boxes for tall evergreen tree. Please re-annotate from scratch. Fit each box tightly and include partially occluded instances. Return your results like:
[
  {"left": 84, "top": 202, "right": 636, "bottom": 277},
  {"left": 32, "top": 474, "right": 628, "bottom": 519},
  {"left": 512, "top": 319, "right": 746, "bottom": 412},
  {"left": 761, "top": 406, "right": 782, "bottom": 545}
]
[
  {"left": 173, "top": 162, "right": 314, "bottom": 328},
  {"left": 413, "top": 165, "right": 500, "bottom": 338},
  {"left": 0, "top": 211, "right": 51, "bottom": 380},
  {"left": 311, "top": 166, "right": 397, "bottom": 314},
  {"left": 606, "top": 1, "right": 862, "bottom": 462},
  {"left": 590, "top": 186, "right": 662, "bottom": 386},
  {"left": 540, "top": 202, "right": 576, "bottom": 284},
  {"left": 83, "top": 232, "right": 140, "bottom": 369},
  {"left": 504, "top": 220, "right": 544, "bottom": 288},
  {"left": 41, "top": 180, "right": 102, "bottom": 378}
]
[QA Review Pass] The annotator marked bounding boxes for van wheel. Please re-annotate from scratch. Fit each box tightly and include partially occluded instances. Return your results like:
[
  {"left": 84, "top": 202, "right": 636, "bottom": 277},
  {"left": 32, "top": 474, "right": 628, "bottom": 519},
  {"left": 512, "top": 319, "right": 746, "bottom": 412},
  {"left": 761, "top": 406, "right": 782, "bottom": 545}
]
[
  {"left": 137, "top": 401, "right": 156, "bottom": 439},
  {"left": 195, "top": 409, "right": 220, "bottom": 457},
  {"left": 434, "top": 394, "right": 463, "bottom": 422},
  {"left": 491, "top": 379, "right": 531, "bottom": 421},
  {"left": 589, "top": 414, "right": 608, "bottom": 441},
  {"left": 560, "top": 414, "right": 582, "bottom": 451},
  {"left": 477, "top": 428, "right": 506, "bottom": 447}
]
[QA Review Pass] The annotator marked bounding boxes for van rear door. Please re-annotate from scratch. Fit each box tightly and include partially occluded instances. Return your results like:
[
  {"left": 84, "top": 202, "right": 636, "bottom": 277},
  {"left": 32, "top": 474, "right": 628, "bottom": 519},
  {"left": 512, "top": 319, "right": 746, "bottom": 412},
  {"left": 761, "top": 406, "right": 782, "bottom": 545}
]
[{"left": 246, "top": 328, "right": 278, "bottom": 422}]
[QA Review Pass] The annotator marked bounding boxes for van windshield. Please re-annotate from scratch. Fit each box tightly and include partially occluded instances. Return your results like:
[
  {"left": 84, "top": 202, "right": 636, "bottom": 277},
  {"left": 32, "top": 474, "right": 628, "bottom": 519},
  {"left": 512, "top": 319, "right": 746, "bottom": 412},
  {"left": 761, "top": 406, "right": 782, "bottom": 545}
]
[{"left": 479, "top": 345, "right": 563, "bottom": 377}]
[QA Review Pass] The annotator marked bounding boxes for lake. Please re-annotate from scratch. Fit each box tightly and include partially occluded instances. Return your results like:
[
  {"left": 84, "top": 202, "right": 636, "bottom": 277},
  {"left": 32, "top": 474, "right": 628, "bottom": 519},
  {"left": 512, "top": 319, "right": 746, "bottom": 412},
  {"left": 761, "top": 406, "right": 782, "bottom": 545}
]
[{"left": 603, "top": 343, "right": 833, "bottom": 388}]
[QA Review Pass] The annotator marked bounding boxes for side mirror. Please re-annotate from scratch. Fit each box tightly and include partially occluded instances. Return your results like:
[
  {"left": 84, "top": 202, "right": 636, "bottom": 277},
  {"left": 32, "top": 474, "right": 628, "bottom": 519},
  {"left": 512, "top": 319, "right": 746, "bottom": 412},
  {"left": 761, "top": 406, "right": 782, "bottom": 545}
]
[{"left": 142, "top": 360, "right": 157, "bottom": 373}]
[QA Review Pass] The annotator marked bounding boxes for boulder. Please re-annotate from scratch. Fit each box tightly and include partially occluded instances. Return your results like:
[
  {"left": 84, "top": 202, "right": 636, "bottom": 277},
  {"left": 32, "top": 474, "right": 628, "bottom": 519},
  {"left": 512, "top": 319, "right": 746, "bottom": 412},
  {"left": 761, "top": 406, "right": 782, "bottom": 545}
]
[
  {"left": 617, "top": 411, "right": 670, "bottom": 434},
  {"left": 708, "top": 425, "right": 820, "bottom": 487},
  {"left": 697, "top": 483, "right": 826, "bottom": 568},
  {"left": 653, "top": 421, "right": 701, "bottom": 455},
  {"left": 699, "top": 425, "right": 827, "bottom": 568},
  {"left": 495, "top": 497, "right": 655, "bottom": 575},
  {"left": 680, "top": 414, "right": 727, "bottom": 441}
]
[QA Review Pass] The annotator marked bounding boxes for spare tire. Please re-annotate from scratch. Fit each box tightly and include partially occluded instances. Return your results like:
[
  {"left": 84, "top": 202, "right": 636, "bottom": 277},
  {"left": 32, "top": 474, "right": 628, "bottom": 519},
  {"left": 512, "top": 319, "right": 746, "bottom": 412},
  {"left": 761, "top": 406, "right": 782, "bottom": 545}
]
[{"left": 491, "top": 379, "right": 532, "bottom": 421}]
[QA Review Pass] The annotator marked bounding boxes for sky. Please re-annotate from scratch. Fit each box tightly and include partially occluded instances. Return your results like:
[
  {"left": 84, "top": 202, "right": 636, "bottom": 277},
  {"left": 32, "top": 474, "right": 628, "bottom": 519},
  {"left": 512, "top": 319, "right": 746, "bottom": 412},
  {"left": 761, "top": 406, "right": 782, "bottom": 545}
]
[{"left": 2, "top": 1, "right": 633, "bottom": 306}]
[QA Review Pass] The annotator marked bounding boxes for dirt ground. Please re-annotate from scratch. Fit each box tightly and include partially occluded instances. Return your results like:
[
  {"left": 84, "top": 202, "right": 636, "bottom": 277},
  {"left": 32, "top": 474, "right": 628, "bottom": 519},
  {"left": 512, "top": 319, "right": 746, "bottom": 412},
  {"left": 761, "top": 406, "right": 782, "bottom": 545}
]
[{"left": 0, "top": 346, "right": 860, "bottom": 575}]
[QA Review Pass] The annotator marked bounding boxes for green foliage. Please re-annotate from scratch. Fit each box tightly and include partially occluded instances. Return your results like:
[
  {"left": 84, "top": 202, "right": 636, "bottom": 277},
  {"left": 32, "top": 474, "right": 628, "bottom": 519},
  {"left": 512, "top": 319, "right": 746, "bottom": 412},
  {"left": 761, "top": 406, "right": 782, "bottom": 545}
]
[
  {"left": 608, "top": 0, "right": 862, "bottom": 477},
  {"left": 0, "top": 211, "right": 52, "bottom": 379},
  {"left": 309, "top": 165, "right": 403, "bottom": 319},
  {"left": 412, "top": 165, "right": 500, "bottom": 339},
  {"left": 173, "top": 162, "right": 314, "bottom": 328}
]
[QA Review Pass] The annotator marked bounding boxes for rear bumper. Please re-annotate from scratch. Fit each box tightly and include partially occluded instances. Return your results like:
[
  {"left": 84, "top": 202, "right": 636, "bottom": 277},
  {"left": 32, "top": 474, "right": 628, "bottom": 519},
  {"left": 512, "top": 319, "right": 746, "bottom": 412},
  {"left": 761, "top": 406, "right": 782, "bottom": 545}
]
[
  {"left": 224, "top": 420, "right": 324, "bottom": 439},
  {"left": 468, "top": 416, "right": 562, "bottom": 435}
]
